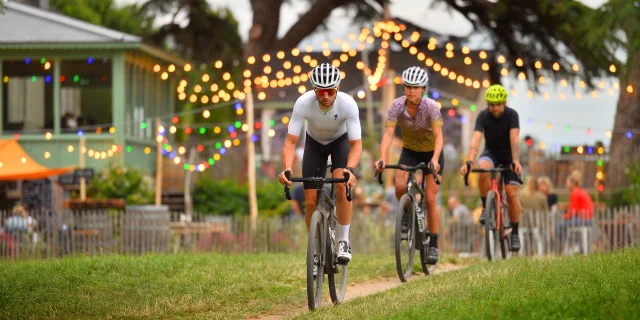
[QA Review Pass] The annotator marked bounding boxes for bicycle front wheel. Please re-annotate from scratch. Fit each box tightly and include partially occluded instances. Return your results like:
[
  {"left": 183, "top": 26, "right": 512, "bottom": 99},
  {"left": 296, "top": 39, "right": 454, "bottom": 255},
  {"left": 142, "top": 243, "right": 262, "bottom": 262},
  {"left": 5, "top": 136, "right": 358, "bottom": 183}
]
[
  {"left": 328, "top": 208, "right": 348, "bottom": 304},
  {"left": 395, "top": 194, "right": 415, "bottom": 282},
  {"left": 484, "top": 191, "right": 499, "bottom": 261},
  {"left": 307, "top": 210, "right": 325, "bottom": 310}
]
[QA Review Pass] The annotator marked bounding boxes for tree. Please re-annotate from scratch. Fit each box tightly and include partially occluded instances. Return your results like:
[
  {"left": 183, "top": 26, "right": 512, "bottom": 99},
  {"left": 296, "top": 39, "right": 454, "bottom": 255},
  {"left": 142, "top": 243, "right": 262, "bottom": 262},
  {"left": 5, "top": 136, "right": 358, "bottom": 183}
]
[
  {"left": 434, "top": 0, "right": 639, "bottom": 188},
  {"left": 142, "top": 0, "right": 243, "bottom": 64},
  {"left": 432, "top": 0, "right": 615, "bottom": 88},
  {"left": 583, "top": 0, "right": 640, "bottom": 188},
  {"left": 50, "top": 0, "right": 153, "bottom": 35},
  {"left": 246, "top": 0, "right": 388, "bottom": 60}
]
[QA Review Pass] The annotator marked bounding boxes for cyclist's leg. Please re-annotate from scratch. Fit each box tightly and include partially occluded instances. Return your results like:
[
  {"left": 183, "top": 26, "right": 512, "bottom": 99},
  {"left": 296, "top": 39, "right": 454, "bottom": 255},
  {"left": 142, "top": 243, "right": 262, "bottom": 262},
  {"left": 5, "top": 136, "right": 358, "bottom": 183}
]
[
  {"left": 424, "top": 151, "right": 444, "bottom": 264},
  {"left": 328, "top": 134, "right": 352, "bottom": 262},
  {"left": 477, "top": 149, "right": 496, "bottom": 206},
  {"left": 394, "top": 148, "right": 415, "bottom": 200},
  {"left": 502, "top": 166, "right": 522, "bottom": 251},
  {"left": 301, "top": 134, "right": 329, "bottom": 230},
  {"left": 424, "top": 151, "right": 444, "bottom": 235}
]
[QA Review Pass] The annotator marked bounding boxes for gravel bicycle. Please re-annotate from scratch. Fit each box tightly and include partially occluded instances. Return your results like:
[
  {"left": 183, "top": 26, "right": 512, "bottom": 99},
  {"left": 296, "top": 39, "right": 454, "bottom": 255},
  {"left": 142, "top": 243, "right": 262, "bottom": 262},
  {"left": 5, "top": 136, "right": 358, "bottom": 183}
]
[
  {"left": 284, "top": 169, "right": 352, "bottom": 310},
  {"left": 463, "top": 164, "right": 522, "bottom": 261},
  {"left": 376, "top": 161, "right": 440, "bottom": 282}
]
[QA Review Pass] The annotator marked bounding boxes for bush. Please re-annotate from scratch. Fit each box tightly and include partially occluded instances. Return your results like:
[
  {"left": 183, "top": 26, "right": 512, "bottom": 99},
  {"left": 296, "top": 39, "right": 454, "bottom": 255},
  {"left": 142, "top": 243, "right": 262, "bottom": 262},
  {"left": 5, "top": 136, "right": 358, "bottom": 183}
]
[
  {"left": 607, "top": 161, "right": 640, "bottom": 207},
  {"left": 193, "top": 176, "right": 290, "bottom": 217},
  {"left": 86, "top": 162, "right": 154, "bottom": 205}
]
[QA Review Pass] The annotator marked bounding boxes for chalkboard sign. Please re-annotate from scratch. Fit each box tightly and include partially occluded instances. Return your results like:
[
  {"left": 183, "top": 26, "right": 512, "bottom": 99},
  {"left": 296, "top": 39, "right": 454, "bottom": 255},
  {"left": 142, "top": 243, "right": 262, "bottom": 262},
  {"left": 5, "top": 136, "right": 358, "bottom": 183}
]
[
  {"left": 74, "top": 168, "right": 95, "bottom": 180},
  {"left": 59, "top": 174, "right": 76, "bottom": 186}
]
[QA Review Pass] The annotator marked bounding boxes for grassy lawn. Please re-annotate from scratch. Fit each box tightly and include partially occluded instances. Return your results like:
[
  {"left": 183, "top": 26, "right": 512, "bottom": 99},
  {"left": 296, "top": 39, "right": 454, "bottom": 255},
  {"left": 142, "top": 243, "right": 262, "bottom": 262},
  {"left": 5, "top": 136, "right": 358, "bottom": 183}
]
[
  {"left": 297, "top": 249, "right": 640, "bottom": 319},
  {"left": 0, "top": 251, "right": 455, "bottom": 319}
]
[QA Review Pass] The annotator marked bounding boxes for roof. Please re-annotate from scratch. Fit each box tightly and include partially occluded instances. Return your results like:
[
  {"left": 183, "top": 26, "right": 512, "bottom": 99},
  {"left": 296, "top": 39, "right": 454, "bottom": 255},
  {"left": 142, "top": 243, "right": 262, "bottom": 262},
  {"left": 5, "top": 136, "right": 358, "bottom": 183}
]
[
  {"left": 0, "top": 140, "right": 75, "bottom": 181},
  {"left": 0, "top": 1, "right": 188, "bottom": 65},
  {"left": 0, "top": 1, "right": 140, "bottom": 44}
]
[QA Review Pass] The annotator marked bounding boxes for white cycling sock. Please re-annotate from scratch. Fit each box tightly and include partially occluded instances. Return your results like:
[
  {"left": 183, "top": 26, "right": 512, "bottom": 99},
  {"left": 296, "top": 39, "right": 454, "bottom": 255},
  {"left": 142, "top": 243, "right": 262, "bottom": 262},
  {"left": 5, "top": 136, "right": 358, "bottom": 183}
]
[{"left": 337, "top": 223, "right": 350, "bottom": 242}]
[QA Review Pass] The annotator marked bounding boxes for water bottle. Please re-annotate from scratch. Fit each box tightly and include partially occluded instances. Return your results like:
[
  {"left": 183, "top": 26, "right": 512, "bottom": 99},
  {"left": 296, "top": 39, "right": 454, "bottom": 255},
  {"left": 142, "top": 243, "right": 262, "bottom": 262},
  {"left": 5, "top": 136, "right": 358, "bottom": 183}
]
[{"left": 415, "top": 202, "right": 425, "bottom": 233}]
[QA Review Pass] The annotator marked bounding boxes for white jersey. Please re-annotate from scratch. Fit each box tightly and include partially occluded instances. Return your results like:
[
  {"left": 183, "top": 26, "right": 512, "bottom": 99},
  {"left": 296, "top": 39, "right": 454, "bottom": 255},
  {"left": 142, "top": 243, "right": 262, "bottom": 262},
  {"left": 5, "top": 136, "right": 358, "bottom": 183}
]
[{"left": 287, "top": 91, "right": 362, "bottom": 145}]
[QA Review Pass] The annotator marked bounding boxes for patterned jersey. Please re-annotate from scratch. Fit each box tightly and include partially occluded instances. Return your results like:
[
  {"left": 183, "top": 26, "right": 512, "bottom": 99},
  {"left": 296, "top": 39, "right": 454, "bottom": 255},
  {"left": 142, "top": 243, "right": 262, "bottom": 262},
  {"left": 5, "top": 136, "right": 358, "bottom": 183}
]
[{"left": 384, "top": 96, "right": 444, "bottom": 152}]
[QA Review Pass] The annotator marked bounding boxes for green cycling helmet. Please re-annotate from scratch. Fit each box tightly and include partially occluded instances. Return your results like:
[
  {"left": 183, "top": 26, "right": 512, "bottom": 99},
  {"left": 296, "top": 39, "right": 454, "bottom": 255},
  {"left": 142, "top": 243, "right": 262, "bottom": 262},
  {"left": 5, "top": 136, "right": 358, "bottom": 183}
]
[{"left": 485, "top": 84, "right": 508, "bottom": 104}]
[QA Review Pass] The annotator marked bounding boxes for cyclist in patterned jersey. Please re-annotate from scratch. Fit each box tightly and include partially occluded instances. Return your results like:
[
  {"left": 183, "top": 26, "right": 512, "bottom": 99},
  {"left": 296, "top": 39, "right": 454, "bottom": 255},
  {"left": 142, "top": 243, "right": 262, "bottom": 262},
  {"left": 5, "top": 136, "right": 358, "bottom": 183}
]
[
  {"left": 375, "top": 66, "right": 444, "bottom": 264},
  {"left": 279, "top": 63, "right": 362, "bottom": 264},
  {"left": 459, "top": 84, "right": 523, "bottom": 252}
]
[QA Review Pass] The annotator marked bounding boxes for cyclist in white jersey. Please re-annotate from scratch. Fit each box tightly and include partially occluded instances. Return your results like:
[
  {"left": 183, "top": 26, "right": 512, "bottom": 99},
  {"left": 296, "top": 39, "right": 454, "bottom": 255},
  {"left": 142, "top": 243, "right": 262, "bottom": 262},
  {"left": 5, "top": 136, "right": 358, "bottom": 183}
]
[{"left": 279, "top": 63, "right": 362, "bottom": 263}]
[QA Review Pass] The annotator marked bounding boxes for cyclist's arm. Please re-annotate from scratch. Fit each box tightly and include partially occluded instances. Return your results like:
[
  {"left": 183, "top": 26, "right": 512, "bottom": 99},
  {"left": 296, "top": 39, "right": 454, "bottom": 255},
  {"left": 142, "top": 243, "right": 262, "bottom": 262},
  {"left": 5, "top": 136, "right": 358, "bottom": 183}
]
[
  {"left": 467, "top": 131, "right": 483, "bottom": 162},
  {"left": 379, "top": 126, "right": 395, "bottom": 162},
  {"left": 283, "top": 98, "right": 305, "bottom": 171},
  {"left": 347, "top": 139, "right": 362, "bottom": 169},
  {"left": 345, "top": 97, "right": 363, "bottom": 168},
  {"left": 510, "top": 128, "right": 520, "bottom": 163},
  {"left": 431, "top": 124, "right": 443, "bottom": 164},
  {"left": 281, "top": 134, "right": 299, "bottom": 171}
]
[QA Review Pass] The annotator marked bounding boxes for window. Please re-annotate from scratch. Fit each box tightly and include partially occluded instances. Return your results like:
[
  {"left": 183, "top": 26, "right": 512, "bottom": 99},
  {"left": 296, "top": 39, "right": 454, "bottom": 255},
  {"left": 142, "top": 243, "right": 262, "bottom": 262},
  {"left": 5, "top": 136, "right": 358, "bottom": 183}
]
[
  {"left": 2, "top": 58, "right": 54, "bottom": 133},
  {"left": 60, "top": 58, "right": 112, "bottom": 134}
]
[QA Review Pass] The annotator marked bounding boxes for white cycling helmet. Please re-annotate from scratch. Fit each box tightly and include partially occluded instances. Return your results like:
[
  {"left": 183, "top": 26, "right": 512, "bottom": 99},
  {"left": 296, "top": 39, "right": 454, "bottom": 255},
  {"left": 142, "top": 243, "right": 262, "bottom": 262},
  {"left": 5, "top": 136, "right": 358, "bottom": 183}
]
[
  {"left": 402, "top": 66, "right": 429, "bottom": 87},
  {"left": 310, "top": 63, "right": 341, "bottom": 89}
]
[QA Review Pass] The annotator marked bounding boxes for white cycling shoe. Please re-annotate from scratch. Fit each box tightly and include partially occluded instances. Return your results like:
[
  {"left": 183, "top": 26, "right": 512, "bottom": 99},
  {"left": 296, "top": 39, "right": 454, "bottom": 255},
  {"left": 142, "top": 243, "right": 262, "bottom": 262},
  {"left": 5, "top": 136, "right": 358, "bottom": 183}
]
[{"left": 337, "top": 240, "right": 352, "bottom": 264}]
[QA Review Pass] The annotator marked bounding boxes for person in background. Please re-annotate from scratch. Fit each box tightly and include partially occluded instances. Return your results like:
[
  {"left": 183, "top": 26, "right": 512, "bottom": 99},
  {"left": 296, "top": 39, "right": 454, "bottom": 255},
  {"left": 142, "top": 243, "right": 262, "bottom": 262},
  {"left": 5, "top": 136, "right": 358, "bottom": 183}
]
[
  {"left": 447, "top": 196, "right": 473, "bottom": 253},
  {"left": 537, "top": 175, "right": 559, "bottom": 213},
  {"left": 555, "top": 170, "right": 594, "bottom": 246},
  {"left": 519, "top": 176, "right": 549, "bottom": 214},
  {"left": 290, "top": 184, "right": 306, "bottom": 219}
]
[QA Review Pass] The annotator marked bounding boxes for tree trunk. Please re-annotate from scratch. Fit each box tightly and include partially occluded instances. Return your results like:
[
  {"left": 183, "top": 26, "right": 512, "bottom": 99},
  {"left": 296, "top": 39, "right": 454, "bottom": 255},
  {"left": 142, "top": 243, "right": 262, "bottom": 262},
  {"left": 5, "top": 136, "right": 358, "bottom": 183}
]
[
  {"left": 605, "top": 50, "right": 640, "bottom": 188},
  {"left": 245, "top": 0, "right": 284, "bottom": 61}
]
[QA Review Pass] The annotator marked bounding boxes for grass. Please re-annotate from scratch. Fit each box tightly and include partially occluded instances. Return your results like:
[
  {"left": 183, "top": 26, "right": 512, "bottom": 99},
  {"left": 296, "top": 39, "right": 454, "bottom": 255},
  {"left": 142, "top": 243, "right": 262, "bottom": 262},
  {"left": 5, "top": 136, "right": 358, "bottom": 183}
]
[
  {"left": 0, "top": 251, "right": 465, "bottom": 319},
  {"left": 296, "top": 249, "right": 640, "bottom": 319}
]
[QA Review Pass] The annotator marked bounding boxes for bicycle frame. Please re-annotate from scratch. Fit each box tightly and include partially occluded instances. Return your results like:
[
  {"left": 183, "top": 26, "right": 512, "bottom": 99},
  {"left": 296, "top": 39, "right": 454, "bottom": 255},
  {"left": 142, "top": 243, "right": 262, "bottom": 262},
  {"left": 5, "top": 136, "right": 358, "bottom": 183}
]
[
  {"left": 488, "top": 171, "right": 509, "bottom": 241},
  {"left": 464, "top": 165, "right": 522, "bottom": 243}
]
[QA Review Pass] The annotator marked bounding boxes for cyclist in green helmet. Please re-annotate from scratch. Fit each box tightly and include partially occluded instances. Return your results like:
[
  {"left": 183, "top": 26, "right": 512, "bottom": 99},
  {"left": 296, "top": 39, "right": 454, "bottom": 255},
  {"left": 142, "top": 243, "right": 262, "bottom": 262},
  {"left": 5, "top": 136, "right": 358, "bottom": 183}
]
[{"left": 459, "top": 84, "right": 523, "bottom": 252}]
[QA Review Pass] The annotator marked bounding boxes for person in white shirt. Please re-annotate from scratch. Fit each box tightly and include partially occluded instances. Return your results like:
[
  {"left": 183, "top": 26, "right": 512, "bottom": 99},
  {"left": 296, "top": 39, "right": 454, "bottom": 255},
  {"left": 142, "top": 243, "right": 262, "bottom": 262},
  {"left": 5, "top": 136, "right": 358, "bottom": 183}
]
[{"left": 278, "top": 63, "right": 362, "bottom": 264}]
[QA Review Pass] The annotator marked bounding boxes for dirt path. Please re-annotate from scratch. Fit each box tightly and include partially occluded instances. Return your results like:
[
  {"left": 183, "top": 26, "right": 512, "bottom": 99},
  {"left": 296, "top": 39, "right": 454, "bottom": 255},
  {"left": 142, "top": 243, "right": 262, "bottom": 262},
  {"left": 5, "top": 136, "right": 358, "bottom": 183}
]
[{"left": 248, "top": 263, "right": 466, "bottom": 320}]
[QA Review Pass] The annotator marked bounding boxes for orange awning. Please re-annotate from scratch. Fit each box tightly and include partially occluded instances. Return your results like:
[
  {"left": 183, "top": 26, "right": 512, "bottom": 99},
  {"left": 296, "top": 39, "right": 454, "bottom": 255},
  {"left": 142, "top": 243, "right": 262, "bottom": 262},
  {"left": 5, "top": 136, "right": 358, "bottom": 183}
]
[{"left": 0, "top": 139, "right": 75, "bottom": 181}]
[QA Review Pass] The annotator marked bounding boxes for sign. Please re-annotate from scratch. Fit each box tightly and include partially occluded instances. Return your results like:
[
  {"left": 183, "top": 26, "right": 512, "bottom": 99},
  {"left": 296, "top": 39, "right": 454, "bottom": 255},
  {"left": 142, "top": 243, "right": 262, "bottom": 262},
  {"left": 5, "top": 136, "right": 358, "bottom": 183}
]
[
  {"left": 59, "top": 174, "right": 76, "bottom": 186},
  {"left": 74, "top": 168, "right": 95, "bottom": 180},
  {"left": 59, "top": 168, "right": 95, "bottom": 185}
]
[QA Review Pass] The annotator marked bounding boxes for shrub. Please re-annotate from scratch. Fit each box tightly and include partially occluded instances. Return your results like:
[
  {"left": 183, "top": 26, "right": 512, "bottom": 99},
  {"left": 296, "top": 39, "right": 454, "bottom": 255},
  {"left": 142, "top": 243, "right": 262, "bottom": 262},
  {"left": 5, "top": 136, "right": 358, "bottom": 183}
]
[
  {"left": 86, "top": 162, "right": 154, "bottom": 205},
  {"left": 193, "top": 176, "right": 290, "bottom": 217}
]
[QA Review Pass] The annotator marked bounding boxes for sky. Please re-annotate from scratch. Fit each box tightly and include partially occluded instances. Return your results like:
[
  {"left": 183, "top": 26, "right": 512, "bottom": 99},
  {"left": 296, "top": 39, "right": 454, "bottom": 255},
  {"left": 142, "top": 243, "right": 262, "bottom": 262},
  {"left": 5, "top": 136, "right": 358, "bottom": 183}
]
[{"left": 116, "top": 0, "right": 618, "bottom": 148}]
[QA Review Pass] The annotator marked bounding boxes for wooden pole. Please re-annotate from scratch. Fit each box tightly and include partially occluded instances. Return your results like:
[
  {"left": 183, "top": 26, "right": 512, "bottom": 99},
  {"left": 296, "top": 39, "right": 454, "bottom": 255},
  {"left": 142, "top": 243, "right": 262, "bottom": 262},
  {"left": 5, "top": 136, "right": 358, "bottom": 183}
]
[
  {"left": 155, "top": 117, "right": 163, "bottom": 206},
  {"left": 184, "top": 147, "right": 197, "bottom": 218},
  {"left": 247, "top": 92, "right": 258, "bottom": 231},
  {"left": 79, "top": 136, "right": 86, "bottom": 201}
]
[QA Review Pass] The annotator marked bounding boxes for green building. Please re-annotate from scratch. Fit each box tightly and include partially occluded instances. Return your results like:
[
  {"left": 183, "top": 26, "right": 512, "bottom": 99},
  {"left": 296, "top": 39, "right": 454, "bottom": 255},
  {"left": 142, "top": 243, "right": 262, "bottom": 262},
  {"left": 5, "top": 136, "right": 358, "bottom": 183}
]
[{"left": 0, "top": 0, "right": 186, "bottom": 173}]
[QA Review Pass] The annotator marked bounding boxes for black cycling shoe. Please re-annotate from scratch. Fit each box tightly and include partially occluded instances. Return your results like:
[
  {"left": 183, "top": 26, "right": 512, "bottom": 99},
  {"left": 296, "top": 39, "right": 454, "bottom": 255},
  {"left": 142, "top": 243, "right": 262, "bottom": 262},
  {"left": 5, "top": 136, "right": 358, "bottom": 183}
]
[
  {"left": 426, "top": 247, "right": 439, "bottom": 265},
  {"left": 510, "top": 233, "right": 521, "bottom": 252}
]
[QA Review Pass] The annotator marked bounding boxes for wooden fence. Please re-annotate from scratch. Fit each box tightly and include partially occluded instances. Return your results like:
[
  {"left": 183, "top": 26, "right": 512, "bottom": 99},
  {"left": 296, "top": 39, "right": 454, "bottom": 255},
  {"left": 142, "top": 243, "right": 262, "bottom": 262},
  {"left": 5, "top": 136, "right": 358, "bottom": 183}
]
[{"left": 0, "top": 206, "right": 638, "bottom": 260}]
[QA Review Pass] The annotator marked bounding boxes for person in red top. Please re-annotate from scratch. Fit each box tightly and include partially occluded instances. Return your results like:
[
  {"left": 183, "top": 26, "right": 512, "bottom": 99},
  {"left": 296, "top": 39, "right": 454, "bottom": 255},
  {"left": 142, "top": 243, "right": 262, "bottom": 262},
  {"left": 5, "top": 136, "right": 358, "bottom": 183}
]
[{"left": 556, "top": 170, "right": 594, "bottom": 248}]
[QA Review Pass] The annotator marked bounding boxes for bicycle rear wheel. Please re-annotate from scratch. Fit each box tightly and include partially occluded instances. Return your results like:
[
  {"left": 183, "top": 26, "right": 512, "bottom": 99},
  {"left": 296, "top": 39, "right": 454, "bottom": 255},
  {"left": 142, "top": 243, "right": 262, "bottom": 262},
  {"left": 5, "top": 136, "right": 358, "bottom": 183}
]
[
  {"left": 395, "top": 194, "right": 415, "bottom": 282},
  {"left": 328, "top": 209, "right": 348, "bottom": 304},
  {"left": 307, "top": 210, "right": 325, "bottom": 310},
  {"left": 484, "top": 191, "right": 499, "bottom": 261}
]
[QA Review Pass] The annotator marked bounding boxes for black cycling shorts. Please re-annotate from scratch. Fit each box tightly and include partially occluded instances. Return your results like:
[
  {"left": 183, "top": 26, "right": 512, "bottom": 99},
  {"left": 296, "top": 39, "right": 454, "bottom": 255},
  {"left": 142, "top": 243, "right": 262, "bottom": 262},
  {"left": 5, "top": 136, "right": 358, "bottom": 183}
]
[
  {"left": 398, "top": 148, "right": 444, "bottom": 176},
  {"left": 478, "top": 148, "right": 521, "bottom": 185},
  {"left": 302, "top": 133, "right": 350, "bottom": 189}
]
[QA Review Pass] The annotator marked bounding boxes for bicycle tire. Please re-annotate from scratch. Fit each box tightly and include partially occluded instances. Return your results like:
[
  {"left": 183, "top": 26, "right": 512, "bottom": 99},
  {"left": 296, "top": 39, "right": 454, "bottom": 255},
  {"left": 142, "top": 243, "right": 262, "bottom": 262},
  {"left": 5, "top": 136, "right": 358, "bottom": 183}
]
[
  {"left": 499, "top": 202, "right": 512, "bottom": 260},
  {"left": 328, "top": 208, "right": 348, "bottom": 304},
  {"left": 484, "top": 191, "right": 499, "bottom": 261},
  {"left": 307, "top": 210, "right": 325, "bottom": 310},
  {"left": 395, "top": 194, "right": 415, "bottom": 282}
]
